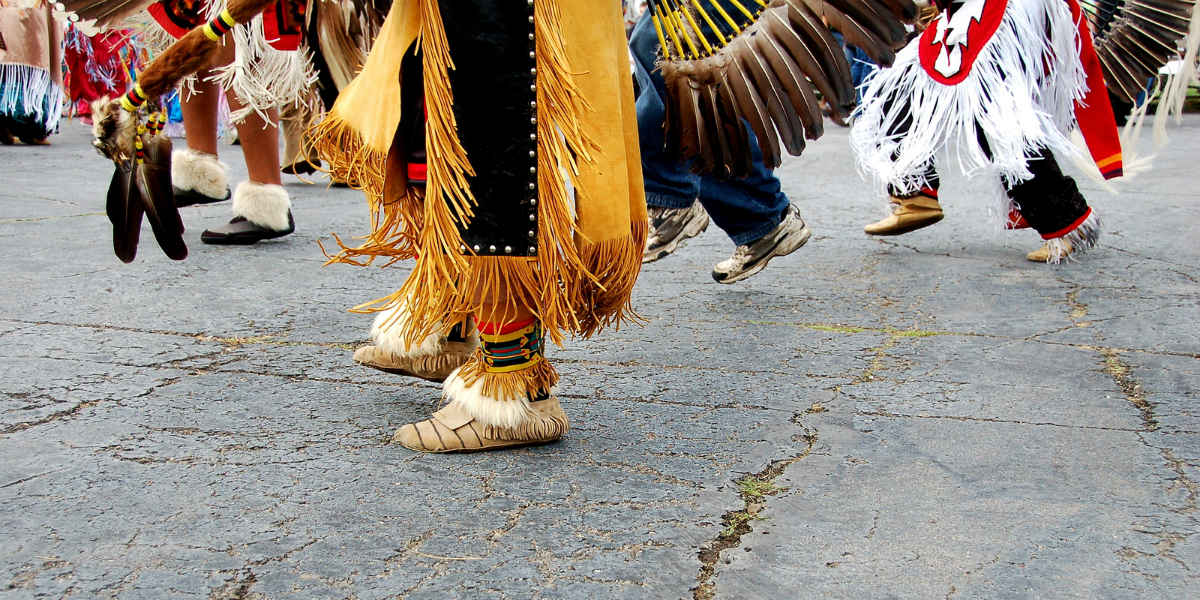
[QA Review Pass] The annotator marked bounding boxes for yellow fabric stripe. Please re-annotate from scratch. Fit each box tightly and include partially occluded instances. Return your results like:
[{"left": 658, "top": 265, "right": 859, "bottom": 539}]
[
  {"left": 709, "top": 0, "right": 742, "bottom": 33},
  {"left": 679, "top": 6, "right": 713, "bottom": 55},
  {"left": 202, "top": 24, "right": 221, "bottom": 42},
  {"left": 1096, "top": 153, "right": 1123, "bottom": 169},
  {"left": 657, "top": 7, "right": 687, "bottom": 60},
  {"left": 727, "top": 0, "right": 756, "bottom": 20},
  {"left": 478, "top": 323, "right": 539, "bottom": 344},
  {"left": 218, "top": 9, "right": 236, "bottom": 28},
  {"left": 485, "top": 354, "right": 544, "bottom": 373}
]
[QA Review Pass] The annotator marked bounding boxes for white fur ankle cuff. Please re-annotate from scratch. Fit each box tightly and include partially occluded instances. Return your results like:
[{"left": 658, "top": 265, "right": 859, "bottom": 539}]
[
  {"left": 232, "top": 182, "right": 292, "bottom": 231},
  {"left": 171, "top": 149, "right": 229, "bottom": 198},
  {"left": 443, "top": 368, "right": 538, "bottom": 429}
]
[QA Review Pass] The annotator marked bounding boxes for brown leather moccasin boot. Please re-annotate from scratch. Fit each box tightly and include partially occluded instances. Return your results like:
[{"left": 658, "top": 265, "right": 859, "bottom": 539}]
[
  {"left": 353, "top": 341, "right": 475, "bottom": 382},
  {"left": 864, "top": 193, "right": 944, "bottom": 236}
]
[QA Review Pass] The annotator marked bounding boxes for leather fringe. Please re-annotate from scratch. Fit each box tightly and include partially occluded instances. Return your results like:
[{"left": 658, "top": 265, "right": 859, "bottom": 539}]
[
  {"left": 454, "top": 350, "right": 559, "bottom": 411},
  {"left": 307, "top": 118, "right": 425, "bottom": 265},
  {"left": 484, "top": 408, "right": 569, "bottom": 442},
  {"left": 575, "top": 216, "right": 648, "bottom": 338}
]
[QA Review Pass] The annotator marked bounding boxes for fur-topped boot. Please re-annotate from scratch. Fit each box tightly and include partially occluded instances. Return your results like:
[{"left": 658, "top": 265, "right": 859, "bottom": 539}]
[
  {"left": 172, "top": 149, "right": 231, "bottom": 207},
  {"left": 200, "top": 181, "right": 295, "bottom": 245},
  {"left": 393, "top": 319, "right": 569, "bottom": 453},
  {"left": 353, "top": 301, "right": 479, "bottom": 382}
]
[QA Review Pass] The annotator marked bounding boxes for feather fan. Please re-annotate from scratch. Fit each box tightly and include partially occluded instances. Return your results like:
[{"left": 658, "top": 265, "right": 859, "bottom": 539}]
[
  {"left": 1079, "top": 0, "right": 1196, "bottom": 103},
  {"left": 650, "top": 0, "right": 916, "bottom": 177}
]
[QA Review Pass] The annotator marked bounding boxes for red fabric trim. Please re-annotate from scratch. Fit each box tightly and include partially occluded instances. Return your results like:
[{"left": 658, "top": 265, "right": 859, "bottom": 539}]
[
  {"left": 476, "top": 318, "right": 537, "bottom": 335},
  {"left": 407, "top": 163, "right": 427, "bottom": 182},
  {"left": 147, "top": 3, "right": 196, "bottom": 40},
  {"left": 1067, "top": 0, "right": 1123, "bottom": 179},
  {"left": 1005, "top": 206, "right": 1030, "bottom": 230},
  {"left": 920, "top": 186, "right": 938, "bottom": 199},
  {"left": 918, "top": 0, "right": 1010, "bottom": 85},
  {"left": 261, "top": 1, "right": 304, "bottom": 52},
  {"left": 1040, "top": 207, "right": 1092, "bottom": 239}
]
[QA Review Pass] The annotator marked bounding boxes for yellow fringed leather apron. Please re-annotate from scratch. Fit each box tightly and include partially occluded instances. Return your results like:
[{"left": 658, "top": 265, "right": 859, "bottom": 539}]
[{"left": 310, "top": 0, "right": 646, "bottom": 348}]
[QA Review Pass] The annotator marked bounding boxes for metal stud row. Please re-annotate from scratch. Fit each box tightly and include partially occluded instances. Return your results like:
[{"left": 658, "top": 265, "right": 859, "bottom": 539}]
[{"left": 526, "top": 0, "right": 538, "bottom": 256}]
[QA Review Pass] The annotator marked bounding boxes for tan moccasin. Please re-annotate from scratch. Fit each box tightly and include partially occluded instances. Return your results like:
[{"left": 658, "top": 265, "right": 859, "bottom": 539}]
[
  {"left": 1027, "top": 239, "right": 1074, "bottom": 263},
  {"left": 353, "top": 343, "right": 473, "bottom": 382},
  {"left": 393, "top": 397, "right": 569, "bottom": 453},
  {"left": 864, "top": 194, "right": 944, "bottom": 236}
]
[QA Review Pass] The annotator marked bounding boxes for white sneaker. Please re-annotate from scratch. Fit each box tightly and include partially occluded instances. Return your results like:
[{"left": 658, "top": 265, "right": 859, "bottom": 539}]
[
  {"left": 643, "top": 202, "right": 710, "bottom": 263},
  {"left": 712, "top": 204, "right": 811, "bottom": 284}
]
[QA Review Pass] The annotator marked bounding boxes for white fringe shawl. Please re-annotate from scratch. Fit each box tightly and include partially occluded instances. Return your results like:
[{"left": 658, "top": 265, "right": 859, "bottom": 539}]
[
  {"left": 0, "top": 64, "right": 64, "bottom": 131},
  {"left": 136, "top": 0, "right": 315, "bottom": 124},
  {"left": 850, "top": 0, "right": 1088, "bottom": 198}
]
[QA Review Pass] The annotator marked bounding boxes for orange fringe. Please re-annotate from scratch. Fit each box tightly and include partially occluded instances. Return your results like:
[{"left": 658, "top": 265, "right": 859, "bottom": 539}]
[
  {"left": 307, "top": 117, "right": 424, "bottom": 265},
  {"left": 455, "top": 351, "right": 560, "bottom": 407}
]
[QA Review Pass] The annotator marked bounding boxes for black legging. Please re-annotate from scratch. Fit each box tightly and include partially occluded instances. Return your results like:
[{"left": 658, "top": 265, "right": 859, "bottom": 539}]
[{"left": 882, "top": 94, "right": 1090, "bottom": 237}]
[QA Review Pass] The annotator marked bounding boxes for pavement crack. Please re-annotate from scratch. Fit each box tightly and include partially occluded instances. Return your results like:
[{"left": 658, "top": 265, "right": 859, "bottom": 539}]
[
  {"left": 691, "top": 423, "right": 817, "bottom": 600},
  {"left": 208, "top": 569, "right": 261, "bottom": 600},
  {"left": 1, "top": 399, "right": 103, "bottom": 435},
  {"left": 857, "top": 409, "right": 1153, "bottom": 433},
  {"left": 0, "top": 468, "right": 67, "bottom": 489},
  {"left": 1099, "top": 349, "right": 1158, "bottom": 431},
  {"left": 0, "top": 211, "right": 106, "bottom": 225}
]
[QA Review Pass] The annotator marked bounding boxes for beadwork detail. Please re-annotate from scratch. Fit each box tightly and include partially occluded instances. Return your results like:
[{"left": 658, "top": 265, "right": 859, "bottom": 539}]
[{"left": 478, "top": 319, "right": 545, "bottom": 373}]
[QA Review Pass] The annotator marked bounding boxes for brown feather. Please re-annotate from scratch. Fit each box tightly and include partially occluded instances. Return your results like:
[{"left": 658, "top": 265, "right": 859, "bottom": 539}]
[
  {"left": 785, "top": 2, "right": 853, "bottom": 106},
  {"left": 654, "top": 0, "right": 913, "bottom": 174},
  {"left": 722, "top": 45, "right": 782, "bottom": 169},
  {"left": 1083, "top": 0, "right": 1195, "bottom": 102},
  {"left": 754, "top": 28, "right": 824, "bottom": 141},
  {"left": 698, "top": 85, "right": 737, "bottom": 178},
  {"left": 716, "top": 82, "right": 755, "bottom": 177},
  {"left": 762, "top": 9, "right": 848, "bottom": 109},
  {"left": 739, "top": 36, "right": 807, "bottom": 157},
  {"left": 872, "top": 0, "right": 918, "bottom": 21}
]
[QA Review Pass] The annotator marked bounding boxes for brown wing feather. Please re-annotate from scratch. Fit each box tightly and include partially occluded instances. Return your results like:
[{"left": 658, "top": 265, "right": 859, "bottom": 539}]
[
  {"left": 716, "top": 82, "right": 755, "bottom": 178},
  {"left": 722, "top": 46, "right": 783, "bottom": 169},
  {"left": 754, "top": 28, "right": 824, "bottom": 141},
  {"left": 654, "top": 0, "right": 913, "bottom": 175},
  {"left": 738, "top": 37, "right": 808, "bottom": 157},
  {"left": 1082, "top": 0, "right": 1195, "bottom": 103},
  {"left": 698, "top": 85, "right": 738, "bottom": 178}
]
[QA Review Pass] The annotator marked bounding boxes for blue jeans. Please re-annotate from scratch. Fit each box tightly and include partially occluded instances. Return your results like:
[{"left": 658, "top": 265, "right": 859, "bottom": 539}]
[{"left": 629, "top": 13, "right": 790, "bottom": 245}]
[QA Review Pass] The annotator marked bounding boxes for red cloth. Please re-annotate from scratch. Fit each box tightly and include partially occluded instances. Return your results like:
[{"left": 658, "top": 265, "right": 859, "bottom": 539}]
[
  {"left": 148, "top": 0, "right": 303, "bottom": 51},
  {"left": 1066, "top": 0, "right": 1123, "bottom": 179},
  {"left": 64, "top": 29, "right": 134, "bottom": 114}
]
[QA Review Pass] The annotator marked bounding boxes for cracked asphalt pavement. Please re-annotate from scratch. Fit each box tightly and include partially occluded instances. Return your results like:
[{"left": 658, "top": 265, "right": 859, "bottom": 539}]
[{"left": 2, "top": 118, "right": 1197, "bottom": 599}]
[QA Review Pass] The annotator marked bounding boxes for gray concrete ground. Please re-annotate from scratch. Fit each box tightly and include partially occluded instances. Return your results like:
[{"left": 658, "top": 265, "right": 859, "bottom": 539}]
[{"left": 1, "top": 117, "right": 1197, "bottom": 600}]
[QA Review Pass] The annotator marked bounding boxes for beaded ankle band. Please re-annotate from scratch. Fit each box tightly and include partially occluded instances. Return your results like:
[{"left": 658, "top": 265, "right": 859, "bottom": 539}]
[{"left": 477, "top": 319, "right": 544, "bottom": 373}]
